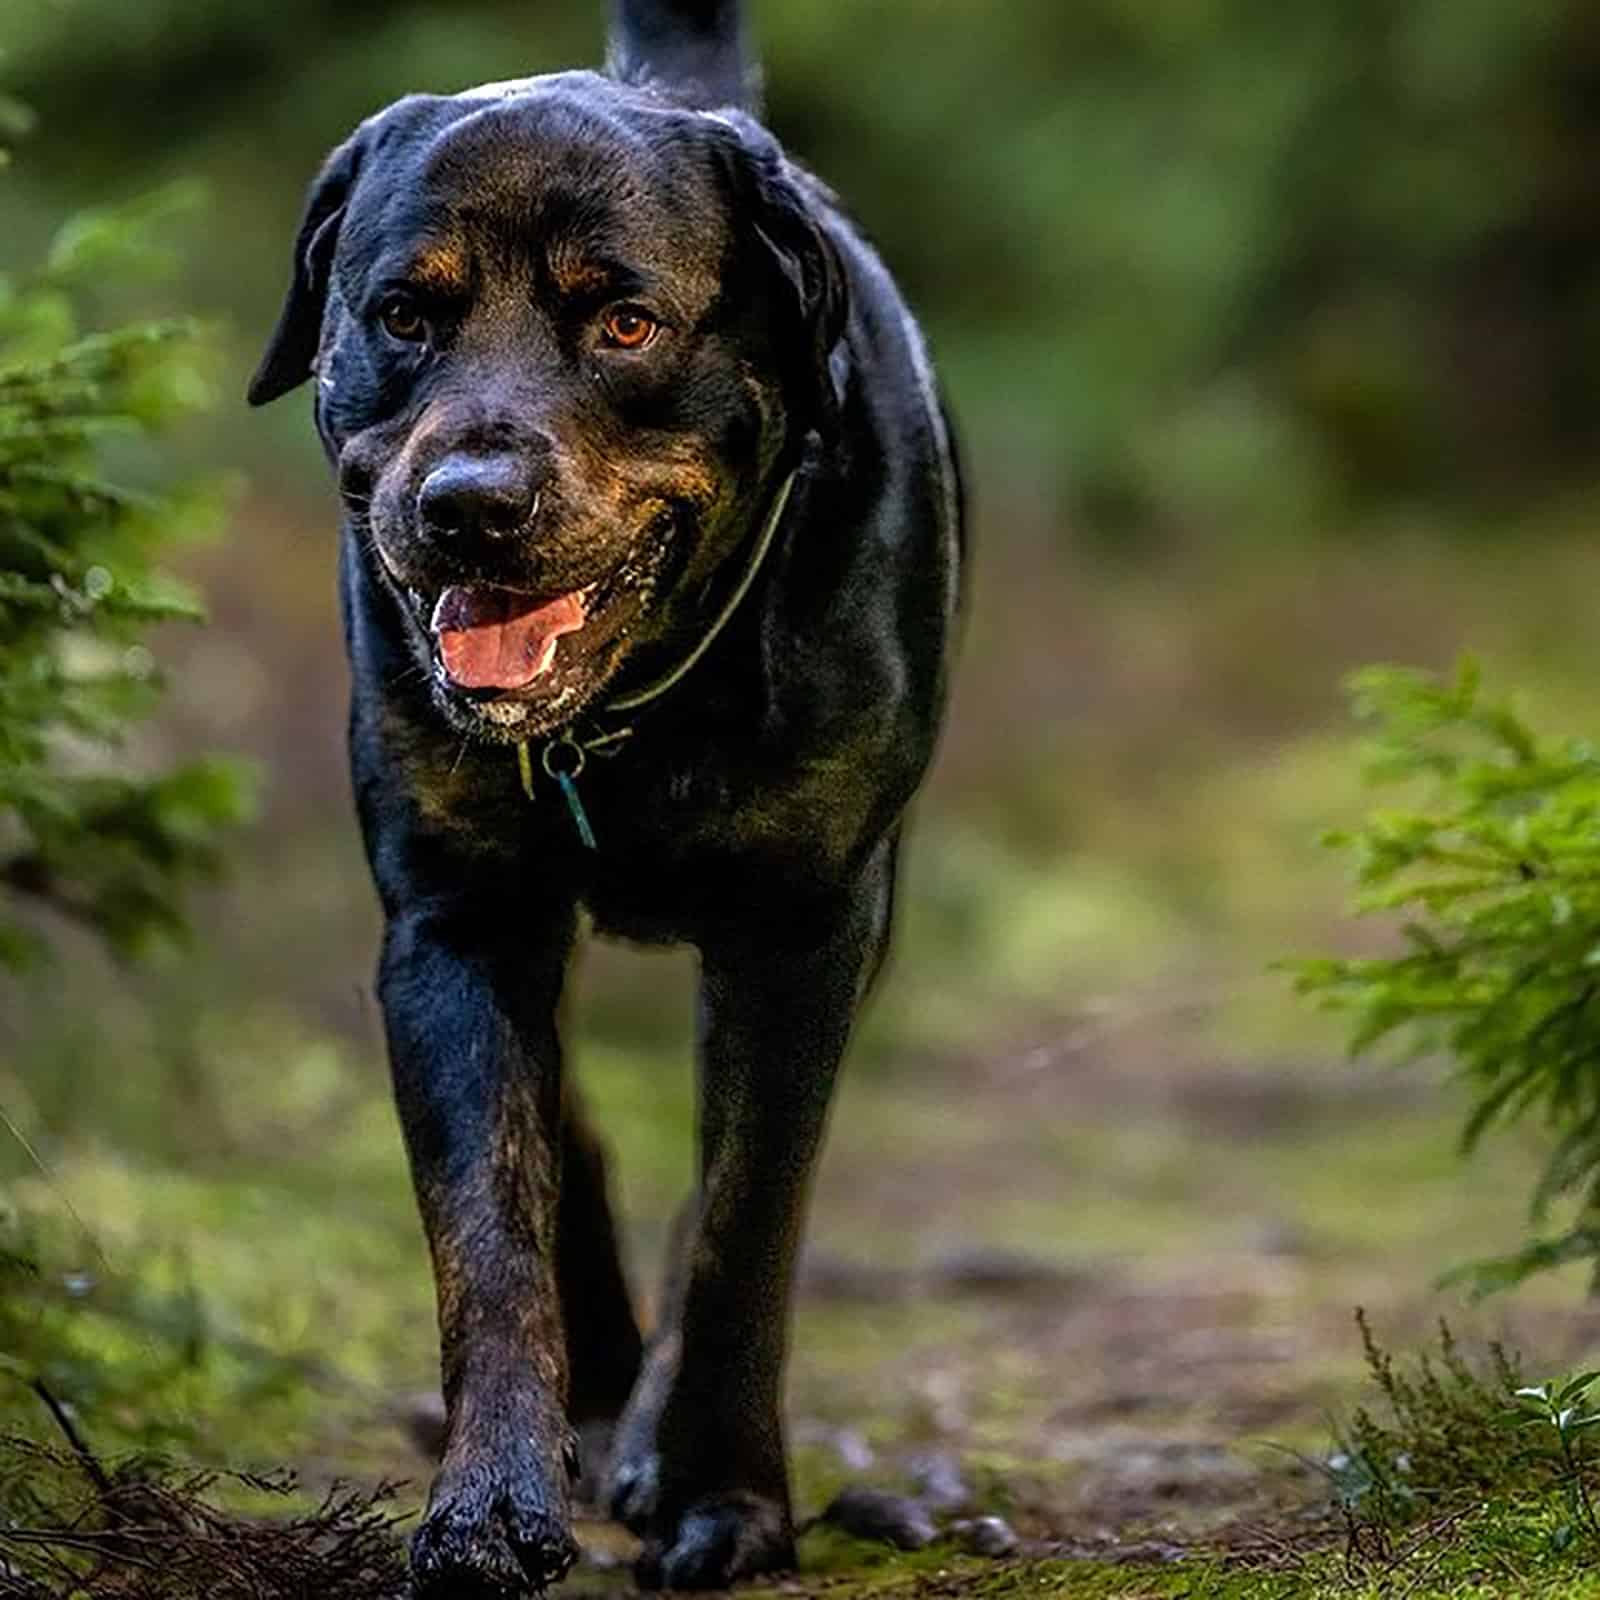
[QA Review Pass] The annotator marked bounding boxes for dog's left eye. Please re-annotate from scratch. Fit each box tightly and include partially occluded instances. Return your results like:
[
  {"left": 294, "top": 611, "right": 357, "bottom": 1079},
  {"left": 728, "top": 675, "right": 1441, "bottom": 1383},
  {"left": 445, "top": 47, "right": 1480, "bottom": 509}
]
[
  {"left": 599, "top": 307, "right": 660, "bottom": 350},
  {"left": 378, "top": 293, "right": 429, "bottom": 343}
]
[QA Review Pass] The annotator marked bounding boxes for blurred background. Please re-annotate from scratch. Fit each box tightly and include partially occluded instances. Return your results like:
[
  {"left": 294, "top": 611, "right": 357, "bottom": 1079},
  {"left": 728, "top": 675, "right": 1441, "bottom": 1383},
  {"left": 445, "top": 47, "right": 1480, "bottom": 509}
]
[{"left": 7, "top": 0, "right": 1600, "bottom": 1549}]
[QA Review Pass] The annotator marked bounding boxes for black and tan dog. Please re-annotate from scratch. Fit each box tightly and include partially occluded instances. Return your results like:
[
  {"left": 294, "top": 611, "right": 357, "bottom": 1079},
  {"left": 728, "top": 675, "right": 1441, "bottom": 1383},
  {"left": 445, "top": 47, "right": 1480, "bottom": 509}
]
[{"left": 250, "top": 1, "right": 962, "bottom": 1592}]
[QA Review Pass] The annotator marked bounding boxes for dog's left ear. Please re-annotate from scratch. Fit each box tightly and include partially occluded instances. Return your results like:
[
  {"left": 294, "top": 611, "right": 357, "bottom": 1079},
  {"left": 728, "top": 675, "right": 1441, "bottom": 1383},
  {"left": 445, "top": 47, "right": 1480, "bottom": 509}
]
[
  {"left": 247, "top": 132, "right": 366, "bottom": 407},
  {"left": 715, "top": 119, "right": 848, "bottom": 438}
]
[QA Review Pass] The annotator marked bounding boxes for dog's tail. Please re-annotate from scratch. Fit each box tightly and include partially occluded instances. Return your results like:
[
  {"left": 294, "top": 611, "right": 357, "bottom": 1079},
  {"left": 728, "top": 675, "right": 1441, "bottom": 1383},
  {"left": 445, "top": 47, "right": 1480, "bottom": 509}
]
[{"left": 607, "top": 0, "right": 756, "bottom": 112}]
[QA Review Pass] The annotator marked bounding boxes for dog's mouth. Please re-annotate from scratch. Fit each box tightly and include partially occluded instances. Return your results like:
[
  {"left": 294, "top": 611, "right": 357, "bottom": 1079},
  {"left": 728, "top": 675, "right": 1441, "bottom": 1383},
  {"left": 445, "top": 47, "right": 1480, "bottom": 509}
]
[
  {"left": 385, "top": 510, "right": 685, "bottom": 739},
  {"left": 429, "top": 583, "right": 594, "bottom": 692}
]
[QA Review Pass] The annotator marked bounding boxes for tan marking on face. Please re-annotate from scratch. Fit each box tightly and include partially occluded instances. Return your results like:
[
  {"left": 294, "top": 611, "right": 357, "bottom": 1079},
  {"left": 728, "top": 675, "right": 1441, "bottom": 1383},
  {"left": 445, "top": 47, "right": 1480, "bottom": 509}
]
[
  {"left": 547, "top": 242, "right": 612, "bottom": 299},
  {"left": 411, "top": 244, "right": 469, "bottom": 295},
  {"left": 563, "top": 430, "right": 723, "bottom": 520}
]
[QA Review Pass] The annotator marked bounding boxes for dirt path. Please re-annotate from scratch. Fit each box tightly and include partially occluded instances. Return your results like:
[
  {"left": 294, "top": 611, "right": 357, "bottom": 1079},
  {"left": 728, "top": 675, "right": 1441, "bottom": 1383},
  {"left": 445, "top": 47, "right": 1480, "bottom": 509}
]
[{"left": 359, "top": 997, "right": 1600, "bottom": 1592}]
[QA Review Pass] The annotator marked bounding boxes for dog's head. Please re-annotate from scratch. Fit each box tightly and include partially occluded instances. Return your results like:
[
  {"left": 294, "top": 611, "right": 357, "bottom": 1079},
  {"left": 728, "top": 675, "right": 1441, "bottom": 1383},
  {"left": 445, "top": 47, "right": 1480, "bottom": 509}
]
[{"left": 251, "top": 73, "right": 844, "bottom": 741}]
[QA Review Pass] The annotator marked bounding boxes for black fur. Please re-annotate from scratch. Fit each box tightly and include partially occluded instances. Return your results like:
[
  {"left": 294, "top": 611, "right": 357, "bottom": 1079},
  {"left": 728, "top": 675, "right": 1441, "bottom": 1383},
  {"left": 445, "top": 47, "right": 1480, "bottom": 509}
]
[{"left": 250, "top": 4, "right": 962, "bottom": 1593}]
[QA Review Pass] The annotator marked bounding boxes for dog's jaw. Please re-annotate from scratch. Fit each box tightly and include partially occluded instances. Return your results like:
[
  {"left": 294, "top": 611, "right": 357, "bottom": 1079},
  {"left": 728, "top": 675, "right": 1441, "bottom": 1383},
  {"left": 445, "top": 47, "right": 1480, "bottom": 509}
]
[{"left": 370, "top": 515, "right": 684, "bottom": 745}]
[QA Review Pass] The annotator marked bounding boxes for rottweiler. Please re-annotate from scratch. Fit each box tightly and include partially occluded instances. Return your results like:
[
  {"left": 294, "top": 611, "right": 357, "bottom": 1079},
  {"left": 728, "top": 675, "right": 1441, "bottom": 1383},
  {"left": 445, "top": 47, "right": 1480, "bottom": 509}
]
[{"left": 249, "top": 0, "right": 963, "bottom": 1592}]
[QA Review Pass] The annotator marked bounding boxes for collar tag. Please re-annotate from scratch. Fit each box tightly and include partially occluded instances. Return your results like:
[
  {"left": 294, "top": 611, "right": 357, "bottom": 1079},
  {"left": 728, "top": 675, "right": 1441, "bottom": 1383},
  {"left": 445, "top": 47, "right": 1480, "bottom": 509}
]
[
  {"left": 553, "top": 769, "right": 599, "bottom": 851},
  {"left": 516, "top": 735, "right": 601, "bottom": 851}
]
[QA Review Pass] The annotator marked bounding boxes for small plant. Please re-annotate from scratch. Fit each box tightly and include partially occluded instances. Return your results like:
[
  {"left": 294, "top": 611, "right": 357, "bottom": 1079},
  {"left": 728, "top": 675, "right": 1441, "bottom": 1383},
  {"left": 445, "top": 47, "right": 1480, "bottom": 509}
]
[
  {"left": 1329, "top": 1310, "right": 1526, "bottom": 1543},
  {"left": 1508, "top": 1374, "right": 1600, "bottom": 1552},
  {"left": 1320, "top": 1315, "right": 1600, "bottom": 1581},
  {"left": 1292, "top": 659, "right": 1600, "bottom": 1292}
]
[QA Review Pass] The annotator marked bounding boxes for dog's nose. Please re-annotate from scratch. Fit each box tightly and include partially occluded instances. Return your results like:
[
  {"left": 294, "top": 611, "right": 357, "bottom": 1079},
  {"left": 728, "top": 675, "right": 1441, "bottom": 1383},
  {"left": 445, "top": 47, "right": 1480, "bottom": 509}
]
[{"left": 417, "top": 455, "right": 540, "bottom": 542}]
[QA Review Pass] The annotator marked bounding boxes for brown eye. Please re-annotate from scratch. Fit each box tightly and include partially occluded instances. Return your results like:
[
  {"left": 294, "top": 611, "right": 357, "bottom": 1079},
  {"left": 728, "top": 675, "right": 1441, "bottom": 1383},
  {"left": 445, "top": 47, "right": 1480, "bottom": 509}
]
[
  {"left": 378, "top": 293, "right": 428, "bottom": 342},
  {"left": 600, "top": 307, "right": 659, "bottom": 350}
]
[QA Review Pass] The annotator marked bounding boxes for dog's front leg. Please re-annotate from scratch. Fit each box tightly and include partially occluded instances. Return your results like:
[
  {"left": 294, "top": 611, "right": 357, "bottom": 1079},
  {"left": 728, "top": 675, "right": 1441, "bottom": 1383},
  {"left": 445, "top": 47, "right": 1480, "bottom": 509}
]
[
  {"left": 380, "top": 899, "right": 580, "bottom": 1598},
  {"left": 617, "top": 841, "right": 896, "bottom": 1589}
]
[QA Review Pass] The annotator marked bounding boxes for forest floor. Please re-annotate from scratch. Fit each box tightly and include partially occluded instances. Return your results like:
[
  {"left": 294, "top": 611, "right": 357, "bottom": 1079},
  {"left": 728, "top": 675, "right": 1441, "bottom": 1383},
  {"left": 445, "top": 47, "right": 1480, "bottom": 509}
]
[{"left": 9, "top": 975, "right": 1597, "bottom": 1598}]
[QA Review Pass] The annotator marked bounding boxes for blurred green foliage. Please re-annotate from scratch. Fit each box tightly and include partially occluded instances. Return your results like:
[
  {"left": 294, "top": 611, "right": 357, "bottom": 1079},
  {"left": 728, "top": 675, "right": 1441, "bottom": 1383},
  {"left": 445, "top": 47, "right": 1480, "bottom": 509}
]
[
  {"left": 0, "top": 169, "right": 251, "bottom": 968},
  {"left": 8, "top": 0, "right": 1600, "bottom": 541},
  {"left": 0, "top": 130, "right": 260, "bottom": 1488},
  {"left": 0, "top": 139, "right": 278, "bottom": 1564},
  {"left": 1296, "top": 662, "right": 1600, "bottom": 1292}
]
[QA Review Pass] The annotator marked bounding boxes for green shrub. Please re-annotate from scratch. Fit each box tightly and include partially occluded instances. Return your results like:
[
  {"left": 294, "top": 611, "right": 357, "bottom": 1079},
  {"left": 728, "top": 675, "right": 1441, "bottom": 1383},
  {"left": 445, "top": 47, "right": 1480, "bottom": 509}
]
[
  {"left": 1294, "top": 659, "right": 1600, "bottom": 1292},
  {"left": 0, "top": 146, "right": 250, "bottom": 968},
  {"left": 0, "top": 120, "right": 253, "bottom": 1469}
]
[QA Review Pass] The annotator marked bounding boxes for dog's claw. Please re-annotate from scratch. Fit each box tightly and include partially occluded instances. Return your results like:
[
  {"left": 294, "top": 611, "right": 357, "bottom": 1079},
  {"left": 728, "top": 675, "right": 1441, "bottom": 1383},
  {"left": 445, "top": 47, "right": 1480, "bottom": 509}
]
[{"left": 635, "top": 1493, "right": 794, "bottom": 1591}]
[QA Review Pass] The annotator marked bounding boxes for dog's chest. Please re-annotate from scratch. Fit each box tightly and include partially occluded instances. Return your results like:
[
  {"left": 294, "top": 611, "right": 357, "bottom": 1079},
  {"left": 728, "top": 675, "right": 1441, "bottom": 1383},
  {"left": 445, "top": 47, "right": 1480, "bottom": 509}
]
[{"left": 548, "top": 744, "right": 870, "bottom": 942}]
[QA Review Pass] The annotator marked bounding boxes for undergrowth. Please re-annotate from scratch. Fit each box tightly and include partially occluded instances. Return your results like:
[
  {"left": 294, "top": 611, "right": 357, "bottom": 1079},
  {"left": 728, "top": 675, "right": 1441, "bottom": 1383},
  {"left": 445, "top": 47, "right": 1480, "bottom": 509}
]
[
  {"left": 1234, "top": 1315, "right": 1600, "bottom": 1596},
  {"left": 1330, "top": 1309, "right": 1528, "bottom": 1540},
  {"left": 1294, "top": 659, "right": 1600, "bottom": 1292},
  {"left": 0, "top": 1437, "right": 408, "bottom": 1599}
]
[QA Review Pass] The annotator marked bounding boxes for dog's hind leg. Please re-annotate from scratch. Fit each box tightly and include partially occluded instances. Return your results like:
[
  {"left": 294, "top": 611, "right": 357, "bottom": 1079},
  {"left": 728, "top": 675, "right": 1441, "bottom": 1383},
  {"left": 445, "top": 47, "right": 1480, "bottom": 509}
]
[
  {"left": 604, "top": 1193, "right": 696, "bottom": 1531},
  {"left": 558, "top": 1081, "right": 644, "bottom": 1425},
  {"left": 610, "top": 839, "right": 898, "bottom": 1588}
]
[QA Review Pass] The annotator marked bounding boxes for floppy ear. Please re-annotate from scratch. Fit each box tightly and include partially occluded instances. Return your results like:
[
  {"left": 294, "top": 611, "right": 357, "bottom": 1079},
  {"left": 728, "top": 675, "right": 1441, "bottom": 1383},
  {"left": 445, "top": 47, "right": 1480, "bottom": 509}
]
[
  {"left": 750, "top": 166, "right": 847, "bottom": 437},
  {"left": 247, "top": 133, "right": 365, "bottom": 407},
  {"left": 715, "top": 120, "right": 848, "bottom": 438}
]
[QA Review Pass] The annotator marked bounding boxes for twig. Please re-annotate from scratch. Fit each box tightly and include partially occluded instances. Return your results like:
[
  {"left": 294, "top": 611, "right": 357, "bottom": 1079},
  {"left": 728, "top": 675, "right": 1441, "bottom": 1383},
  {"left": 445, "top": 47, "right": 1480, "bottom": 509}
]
[
  {"left": 29, "top": 1378, "right": 112, "bottom": 1498},
  {"left": 0, "top": 1526, "right": 158, "bottom": 1569},
  {"left": 0, "top": 1099, "right": 112, "bottom": 1272},
  {"left": 1390, "top": 1507, "right": 1475, "bottom": 1599}
]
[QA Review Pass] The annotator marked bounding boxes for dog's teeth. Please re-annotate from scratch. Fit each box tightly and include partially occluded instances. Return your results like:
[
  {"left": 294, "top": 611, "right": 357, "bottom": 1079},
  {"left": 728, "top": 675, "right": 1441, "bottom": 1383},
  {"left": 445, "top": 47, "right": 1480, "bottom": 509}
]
[{"left": 480, "top": 700, "right": 529, "bottom": 726}]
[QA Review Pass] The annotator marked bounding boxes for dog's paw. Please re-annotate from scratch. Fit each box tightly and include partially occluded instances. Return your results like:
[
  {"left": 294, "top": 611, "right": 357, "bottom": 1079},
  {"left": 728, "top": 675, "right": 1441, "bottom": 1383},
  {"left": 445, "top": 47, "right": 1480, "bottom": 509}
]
[
  {"left": 604, "top": 1442, "right": 660, "bottom": 1533},
  {"left": 635, "top": 1493, "right": 795, "bottom": 1590},
  {"left": 411, "top": 1450, "right": 579, "bottom": 1597},
  {"left": 604, "top": 1328, "right": 678, "bottom": 1533}
]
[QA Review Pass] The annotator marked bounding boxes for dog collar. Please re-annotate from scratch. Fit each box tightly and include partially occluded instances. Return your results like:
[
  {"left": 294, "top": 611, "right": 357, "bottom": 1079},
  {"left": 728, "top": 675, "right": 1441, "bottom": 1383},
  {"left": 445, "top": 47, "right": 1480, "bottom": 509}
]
[{"left": 514, "top": 466, "right": 799, "bottom": 850}]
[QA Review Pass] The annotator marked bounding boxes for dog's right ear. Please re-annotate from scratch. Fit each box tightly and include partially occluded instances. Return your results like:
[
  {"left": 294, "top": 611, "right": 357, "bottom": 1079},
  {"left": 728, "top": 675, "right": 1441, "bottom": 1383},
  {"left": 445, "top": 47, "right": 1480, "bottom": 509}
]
[{"left": 247, "top": 133, "right": 366, "bottom": 407}]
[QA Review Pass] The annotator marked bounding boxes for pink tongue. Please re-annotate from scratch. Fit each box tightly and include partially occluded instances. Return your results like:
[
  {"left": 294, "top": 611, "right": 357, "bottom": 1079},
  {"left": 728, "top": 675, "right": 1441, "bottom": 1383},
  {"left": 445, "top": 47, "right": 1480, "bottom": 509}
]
[{"left": 431, "top": 585, "right": 587, "bottom": 690}]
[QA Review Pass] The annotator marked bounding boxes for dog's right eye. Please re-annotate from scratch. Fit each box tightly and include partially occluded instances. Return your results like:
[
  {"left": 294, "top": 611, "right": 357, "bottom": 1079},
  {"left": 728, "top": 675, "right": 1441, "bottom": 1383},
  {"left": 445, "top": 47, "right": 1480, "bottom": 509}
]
[{"left": 377, "top": 293, "right": 429, "bottom": 343}]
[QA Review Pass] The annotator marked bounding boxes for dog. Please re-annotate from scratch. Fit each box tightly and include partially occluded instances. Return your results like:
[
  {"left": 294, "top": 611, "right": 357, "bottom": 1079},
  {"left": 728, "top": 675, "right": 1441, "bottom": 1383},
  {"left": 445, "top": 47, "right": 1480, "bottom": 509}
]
[{"left": 249, "top": 1, "right": 962, "bottom": 1591}]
